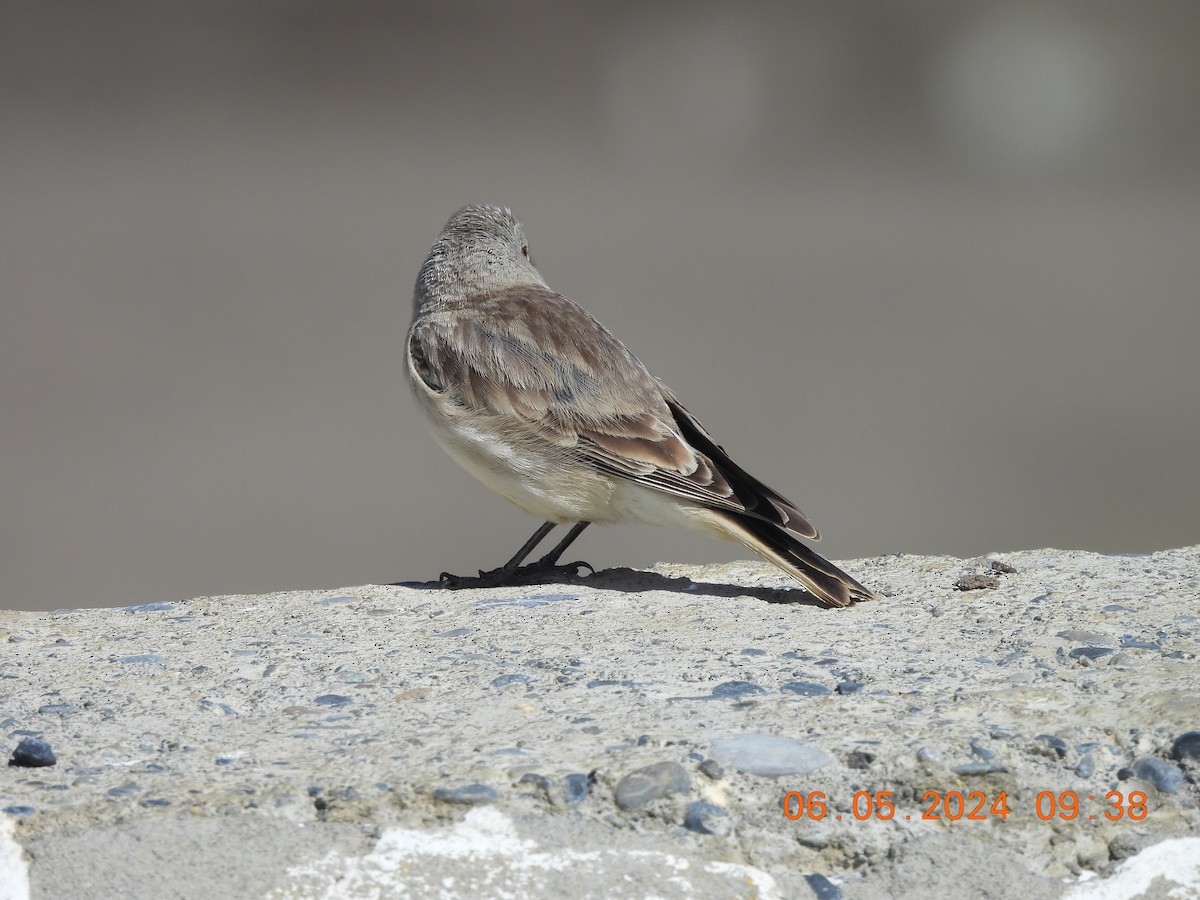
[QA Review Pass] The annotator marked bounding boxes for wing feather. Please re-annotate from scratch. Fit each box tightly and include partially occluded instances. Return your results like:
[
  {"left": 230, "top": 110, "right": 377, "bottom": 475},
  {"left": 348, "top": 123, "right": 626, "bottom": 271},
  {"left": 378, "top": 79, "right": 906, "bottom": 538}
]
[{"left": 409, "top": 285, "right": 814, "bottom": 534}]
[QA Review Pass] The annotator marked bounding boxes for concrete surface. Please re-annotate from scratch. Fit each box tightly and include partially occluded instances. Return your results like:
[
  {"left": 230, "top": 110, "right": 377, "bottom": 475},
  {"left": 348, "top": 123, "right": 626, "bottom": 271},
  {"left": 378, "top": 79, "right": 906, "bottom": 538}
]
[{"left": 2, "top": 547, "right": 1199, "bottom": 898}]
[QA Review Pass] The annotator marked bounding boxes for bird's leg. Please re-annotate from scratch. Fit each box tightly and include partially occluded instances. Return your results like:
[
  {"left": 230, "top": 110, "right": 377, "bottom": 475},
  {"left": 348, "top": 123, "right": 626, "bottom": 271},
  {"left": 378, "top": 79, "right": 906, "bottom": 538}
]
[
  {"left": 439, "top": 521, "right": 593, "bottom": 589},
  {"left": 529, "top": 520, "right": 592, "bottom": 571}
]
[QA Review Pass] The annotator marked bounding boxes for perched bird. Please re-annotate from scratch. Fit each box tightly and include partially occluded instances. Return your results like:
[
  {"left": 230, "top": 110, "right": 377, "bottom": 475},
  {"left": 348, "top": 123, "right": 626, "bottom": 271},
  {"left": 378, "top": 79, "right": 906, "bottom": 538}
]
[{"left": 406, "top": 205, "right": 875, "bottom": 607}]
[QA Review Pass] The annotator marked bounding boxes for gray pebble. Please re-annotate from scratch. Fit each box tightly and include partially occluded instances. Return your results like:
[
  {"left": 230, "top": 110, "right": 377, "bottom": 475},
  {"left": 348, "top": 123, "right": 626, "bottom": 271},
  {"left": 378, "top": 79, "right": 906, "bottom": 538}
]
[
  {"left": 698, "top": 758, "right": 725, "bottom": 780},
  {"left": 491, "top": 673, "right": 532, "bottom": 688},
  {"left": 954, "top": 574, "right": 998, "bottom": 591},
  {"left": 846, "top": 750, "right": 875, "bottom": 770},
  {"left": 517, "top": 773, "right": 552, "bottom": 793},
  {"left": 804, "top": 873, "right": 843, "bottom": 899},
  {"left": 781, "top": 681, "right": 831, "bottom": 697},
  {"left": 614, "top": 761, "right": 690, "bottom": 810},
  {"left": 835, "top": 681, "right": 865, "bottom": 694},
  {"left": 1107, "top": 833, "right": 1145, "bottom": 861},
  {"left": 121, "top": 602, "right": 175, "bottom": 614},
  {"left": 314, "top": 694, "right": 352, "bottom": 707},
  {"left": 916, "top": 747, "right": 943, "bottom": 766},
  {"left": 711, "top": 734, "right": 831, "bottom": 777},
  {"left": 684, "top": 801, "right": 731, "bottom": 836},
  {"left": 37, "top": 703, "right": 77, "bottom": 717},
  {"left": 1068, "top": 647, "right": 1114, "bottom": 662},
  {"left": 563, "top": 773, "right": 590, "bottom": 804},
  {"left": 1120, "top": 637, "right": 1160, "bottom": 650},
  {"left": 1074, "top": 755, "right": 1096, "bottom": 778},
  {"left": 1129, "top": 757, "right": 1185, "bottom": 793},
  {"left": 711, "top": 680, "right": 768, "bottom": 699},
  {"left": 107, "top": 782, "right": 141, "bottom": 797},
  {"left": 969, "top": 738, "right": 996, "bottom": 761},
  {"left": 1170, "top": 730, "right": 1200, "bottom": 761},
  {"left": 432, "top": 783, "right": 499, "bottom": 805},
  {"left": 1057, "top": 630, "right": 1114, "bottom": 645},
  {"left": 9, "top": 737, "right": 56, "bottom": 768},
  {"left": 2, "top": 806, "right": 36, "bottom": 816},
  {"left": 1035, "top": 734, "right": 1069, "bottom": 759},
  {"left": 951, "top": 762, "right": 1008, "bottom": 776}
]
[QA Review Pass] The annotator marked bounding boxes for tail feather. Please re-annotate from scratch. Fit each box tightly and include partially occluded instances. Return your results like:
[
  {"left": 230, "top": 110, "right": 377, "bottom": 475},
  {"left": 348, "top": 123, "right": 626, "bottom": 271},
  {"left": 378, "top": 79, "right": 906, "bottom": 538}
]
[{"left": 718, "top": 512, "right": 876, "bottom": 608}]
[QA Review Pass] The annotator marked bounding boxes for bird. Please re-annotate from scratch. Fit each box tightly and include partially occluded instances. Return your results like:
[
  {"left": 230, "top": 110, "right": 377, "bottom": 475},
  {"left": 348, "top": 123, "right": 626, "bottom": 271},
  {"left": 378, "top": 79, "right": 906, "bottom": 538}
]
[{"left": 405, "top": 205, "right": 875, "bottom": 607}]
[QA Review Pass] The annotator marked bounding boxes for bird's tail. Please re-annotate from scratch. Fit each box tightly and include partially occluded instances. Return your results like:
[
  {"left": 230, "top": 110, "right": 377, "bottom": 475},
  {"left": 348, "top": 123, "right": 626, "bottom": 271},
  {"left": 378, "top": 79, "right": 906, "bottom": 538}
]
[{"left": 716, "top": 512, "right": 876, "bottom": 608}]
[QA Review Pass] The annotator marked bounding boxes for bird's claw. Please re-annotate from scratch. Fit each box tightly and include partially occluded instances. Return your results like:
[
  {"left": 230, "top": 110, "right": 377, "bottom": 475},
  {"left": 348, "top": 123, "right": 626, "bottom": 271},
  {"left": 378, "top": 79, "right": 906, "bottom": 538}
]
[{"left": 437, "top": 559, "right": 594, "bottom": 590}]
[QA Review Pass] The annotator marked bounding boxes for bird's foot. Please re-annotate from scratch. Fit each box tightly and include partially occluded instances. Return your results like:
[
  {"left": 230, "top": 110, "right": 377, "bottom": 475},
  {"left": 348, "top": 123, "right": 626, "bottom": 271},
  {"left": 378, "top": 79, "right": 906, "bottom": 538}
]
[{"left": 439, "top": 559, "right": 594, "bottom": 590}]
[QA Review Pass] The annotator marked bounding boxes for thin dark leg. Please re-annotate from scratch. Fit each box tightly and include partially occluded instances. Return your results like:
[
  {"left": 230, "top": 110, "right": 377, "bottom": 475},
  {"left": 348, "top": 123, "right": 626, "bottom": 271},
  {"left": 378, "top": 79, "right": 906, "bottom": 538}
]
[
  {"left": 493, "top": 521, "right": 558, "bottom": 579},
  {"left": 533, "top": 521, "right": 591, "bottom": 567},
  {"left": 439, "top": 521, "right": 594, "bottom": 589}
]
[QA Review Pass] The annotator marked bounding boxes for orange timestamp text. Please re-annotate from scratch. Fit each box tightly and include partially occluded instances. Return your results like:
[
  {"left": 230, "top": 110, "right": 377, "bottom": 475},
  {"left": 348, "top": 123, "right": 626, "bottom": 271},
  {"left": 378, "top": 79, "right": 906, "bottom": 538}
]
[{"left": 782, "top": 790, "right": 1149, "bottom": 823}]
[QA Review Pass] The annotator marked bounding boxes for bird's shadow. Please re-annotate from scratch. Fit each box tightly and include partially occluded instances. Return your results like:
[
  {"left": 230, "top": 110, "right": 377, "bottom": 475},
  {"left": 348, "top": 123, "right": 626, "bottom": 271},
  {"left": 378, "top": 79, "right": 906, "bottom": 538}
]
[{"left": 391, "top": 566, "right": 825, "bottom": 607}]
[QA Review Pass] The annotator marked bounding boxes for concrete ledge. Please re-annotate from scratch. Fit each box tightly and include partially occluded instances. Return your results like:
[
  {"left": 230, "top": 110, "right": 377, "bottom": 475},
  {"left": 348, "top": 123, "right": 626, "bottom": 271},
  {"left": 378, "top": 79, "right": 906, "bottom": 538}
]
[{"left": 2, "top": 547, "right": 1199, "bottom": 899}]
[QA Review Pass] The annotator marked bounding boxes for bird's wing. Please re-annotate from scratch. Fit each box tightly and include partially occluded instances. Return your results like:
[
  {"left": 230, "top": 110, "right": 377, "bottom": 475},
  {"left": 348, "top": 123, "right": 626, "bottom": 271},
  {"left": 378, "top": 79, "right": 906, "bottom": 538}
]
[{"left": 408, "top": 285, "right": 816, "bottom": 536}]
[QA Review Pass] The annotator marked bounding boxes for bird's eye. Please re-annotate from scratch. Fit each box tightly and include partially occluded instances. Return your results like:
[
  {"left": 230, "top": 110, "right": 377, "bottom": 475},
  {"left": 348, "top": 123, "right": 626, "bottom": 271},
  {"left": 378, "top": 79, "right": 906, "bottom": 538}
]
[{"left": 521, "top": 243, "right": 529, "bottom": 258}]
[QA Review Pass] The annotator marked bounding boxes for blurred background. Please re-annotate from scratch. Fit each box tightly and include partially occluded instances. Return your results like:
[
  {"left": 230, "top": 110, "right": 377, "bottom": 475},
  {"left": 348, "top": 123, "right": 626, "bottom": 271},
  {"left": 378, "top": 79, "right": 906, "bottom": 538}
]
[{"left": 3, "top": 1, "right": 1198, "bottom": 611}]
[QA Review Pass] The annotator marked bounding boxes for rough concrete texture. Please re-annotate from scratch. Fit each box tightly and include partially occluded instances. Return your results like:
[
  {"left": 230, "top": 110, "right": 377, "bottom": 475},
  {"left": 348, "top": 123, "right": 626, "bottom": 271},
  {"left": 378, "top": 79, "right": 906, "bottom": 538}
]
[{"left": 2, "top": 547, "right": 1198, "bottom": 899}]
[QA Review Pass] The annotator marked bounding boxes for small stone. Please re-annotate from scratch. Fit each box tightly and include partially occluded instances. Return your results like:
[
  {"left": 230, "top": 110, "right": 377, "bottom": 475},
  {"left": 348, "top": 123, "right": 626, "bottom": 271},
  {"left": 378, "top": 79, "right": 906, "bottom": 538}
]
[
  {"left": 1056, "top": 630, "right": 1114, "bottom": 645},
  {"left": 1107, "top": 833, "right": 1145, "bottom": 861},
  {"left": 1075, "top": 755, "right": 1096, "bottom": 778},
  {"left": 2, "top": 806, "right": 36, "bottom": 817},
  {"left": 9, "top": 737, "right": 56, "bottom": 768},
  {"left": 969, "top": 738, "right": 996, "bottom": 761},
  {"left": 1129, "top": 757, "right": 1184, "bottom": 793},
  {"left": 711, "top": 734, "right": 831, "bottom": 778},
  {"left": 1036, "top": 734, "right": 1069, "bottom": 759},
  {"left": 846, "top": 750, "right": 875, "bottom": 770},
  {"left": 107, "top": 782, "right": 141, "bottom": 797},
  {"left": 916, "top": 747, "right": 943, "bottom": 767},
  {"left": 432, "top": 783, "right": 499, "bottom": 805},
  {"left": 563, "top": 773, "right": 590, "bottom": 804},
  {"left": 951, "top": 762, "right": 1008, "bottom": 776},
  {"left": 781, "top": 682, "right": 831, "bottom": 697},
  {"left": 1119, "top": 638, "right": 1160, "bottom": 650},
  {"left": 835, "top": 681, "right": 865, "bottom": 695},
  {"left": 614, "top": 761, "right": 690, "bottom": 810},
  {"left": 1170, "top": 731, "right": 1200, "bottom": 761},
  {"left": 684, "top": 801, "right": 731, "bottom": 836},
  {"left": 518, "top": 773, "right": 552, "bottom": 793},
  {"left": 122, "top": 601, "right": 176, "bottom": 613},
  {"left": 804, "top": 873, "right": 843, "bottom": 899},
  {"left": 1068, "top": 647, "right": 1114, "bottom": 662},
  {"left": 988, "top": 560, "right": 1018, "bottom": 574},
  {"left": 698, "top": 759, "right": 725, "bottom": 780},
  {"left": 314, "top": 694, "right": 353, "bottom": 707},
  {"left": 37, "top": 703, "right": 77, "bottom": 717},
  {"left": 711, "top": 681, "right": 768, "bottom": 699},
  {"left": 491, "top": 674, "right": 533, "bottom": 688},
  {"left": 954, "top": 574, "right": 998, "bottom": 591}
]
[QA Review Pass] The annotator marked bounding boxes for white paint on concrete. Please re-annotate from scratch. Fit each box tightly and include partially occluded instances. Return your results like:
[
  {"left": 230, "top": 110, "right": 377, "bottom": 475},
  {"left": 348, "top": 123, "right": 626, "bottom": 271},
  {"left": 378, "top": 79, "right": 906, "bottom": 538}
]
[
  {"left": 271, "top": 807, "right": 780, "bottom": 900},
  {"left": 0, "top": 817, "right": 31, "bottom": 900},
  {"left": 1067, "top": 838, "right": 1200, "bottom": 900}
]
